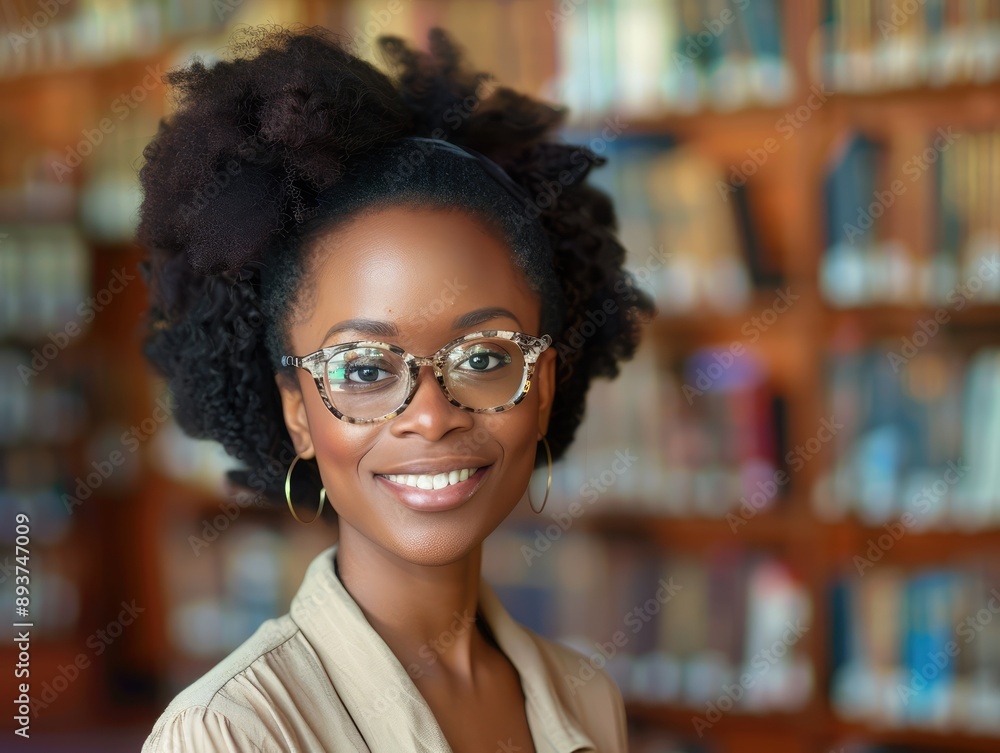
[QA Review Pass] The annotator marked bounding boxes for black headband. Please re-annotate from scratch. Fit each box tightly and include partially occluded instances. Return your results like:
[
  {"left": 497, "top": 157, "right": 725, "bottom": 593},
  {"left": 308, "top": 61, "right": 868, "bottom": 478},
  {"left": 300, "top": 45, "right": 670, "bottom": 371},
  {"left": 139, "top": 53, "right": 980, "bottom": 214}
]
[{"left": 399, "top": 136, "right": 533, "bottom": 209}]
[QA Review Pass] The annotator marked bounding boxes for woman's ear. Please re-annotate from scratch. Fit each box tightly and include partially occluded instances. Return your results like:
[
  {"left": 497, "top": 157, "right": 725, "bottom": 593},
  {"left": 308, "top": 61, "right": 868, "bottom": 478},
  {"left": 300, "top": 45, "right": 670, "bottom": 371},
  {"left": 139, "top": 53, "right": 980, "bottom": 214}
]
[
  {"left": 275, "top": 372, "right": 316, "bottom": 459},
  {"left": 534, "top": 346, "right": 558, "bottom": 438}
]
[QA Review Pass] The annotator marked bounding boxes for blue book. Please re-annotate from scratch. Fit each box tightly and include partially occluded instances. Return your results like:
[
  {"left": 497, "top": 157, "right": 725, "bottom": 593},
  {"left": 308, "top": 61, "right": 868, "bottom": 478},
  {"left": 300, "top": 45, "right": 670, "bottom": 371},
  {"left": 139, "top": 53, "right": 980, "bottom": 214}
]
[
  {"left": 740, "top": 0, "right": 794, "bottom": 104},
  {"left": 828, "top": 577, "right": 854, "bottom": 677},
  {"left": 902, "top": 570, "right": 958, "bottom": 723},
  {"left": 821, "top": 133, "right": 886, "bottom": 305},
  {"left": 824, "top": 133, "right": 884, "bottom": 249}
]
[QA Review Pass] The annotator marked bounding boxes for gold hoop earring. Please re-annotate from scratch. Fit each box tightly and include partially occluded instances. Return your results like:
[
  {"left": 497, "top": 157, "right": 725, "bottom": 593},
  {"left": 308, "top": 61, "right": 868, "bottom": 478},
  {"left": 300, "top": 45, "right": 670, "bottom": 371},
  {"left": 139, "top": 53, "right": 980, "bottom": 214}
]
[
  {"left": 528, "top": 435, "right": 552, "bottom": 514},
  {"left": 285, "top": 454, "right": 326, "bottom": 524}
]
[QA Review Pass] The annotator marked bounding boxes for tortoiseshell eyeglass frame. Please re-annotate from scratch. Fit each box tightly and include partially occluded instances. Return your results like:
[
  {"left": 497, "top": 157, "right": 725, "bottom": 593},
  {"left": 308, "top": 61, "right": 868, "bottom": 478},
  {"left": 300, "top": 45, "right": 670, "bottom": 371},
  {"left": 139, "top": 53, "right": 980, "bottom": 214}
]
[{"left": 280, "top": 329, "right": 553, "bottom": 424}]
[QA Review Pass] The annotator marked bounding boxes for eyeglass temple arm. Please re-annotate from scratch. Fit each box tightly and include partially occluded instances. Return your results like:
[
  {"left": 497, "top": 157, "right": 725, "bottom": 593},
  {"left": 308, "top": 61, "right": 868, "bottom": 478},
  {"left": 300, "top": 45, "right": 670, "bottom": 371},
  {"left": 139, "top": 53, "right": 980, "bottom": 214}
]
[{"left": 528, "top": 334, "right": 553, "bottom": 361}]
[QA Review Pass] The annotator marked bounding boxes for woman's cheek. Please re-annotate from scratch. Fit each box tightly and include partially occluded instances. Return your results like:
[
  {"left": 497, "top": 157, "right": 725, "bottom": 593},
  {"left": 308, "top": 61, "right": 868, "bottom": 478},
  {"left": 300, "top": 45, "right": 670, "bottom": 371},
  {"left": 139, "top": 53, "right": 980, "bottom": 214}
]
[
  {"left": 485, "top": 413, "right": 539, "bottom": 505},
  {"left": 311, "top": 424, "right": 375, "bottom": 510}
]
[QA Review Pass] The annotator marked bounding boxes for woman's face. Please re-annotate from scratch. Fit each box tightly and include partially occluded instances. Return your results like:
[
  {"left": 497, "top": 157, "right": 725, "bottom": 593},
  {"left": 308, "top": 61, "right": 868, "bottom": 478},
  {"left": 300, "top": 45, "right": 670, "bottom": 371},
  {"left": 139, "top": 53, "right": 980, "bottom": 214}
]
[{"left": 275, "top": 204, "right": 557, "bottom": 566}]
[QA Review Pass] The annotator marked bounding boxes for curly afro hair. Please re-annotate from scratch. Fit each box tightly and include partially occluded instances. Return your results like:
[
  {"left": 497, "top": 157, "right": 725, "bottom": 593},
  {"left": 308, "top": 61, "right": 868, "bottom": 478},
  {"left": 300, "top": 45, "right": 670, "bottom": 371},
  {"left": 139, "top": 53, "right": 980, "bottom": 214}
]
[{"left": 136, "top": 23, "right": 656, "bottom": 509}]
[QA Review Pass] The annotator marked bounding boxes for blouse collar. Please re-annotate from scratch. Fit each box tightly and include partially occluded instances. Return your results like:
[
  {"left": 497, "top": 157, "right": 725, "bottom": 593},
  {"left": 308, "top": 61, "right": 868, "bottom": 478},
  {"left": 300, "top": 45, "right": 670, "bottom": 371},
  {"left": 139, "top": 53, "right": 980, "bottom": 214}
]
[{"left": 289, "top": 542, "right": 596, "bottom": 753}]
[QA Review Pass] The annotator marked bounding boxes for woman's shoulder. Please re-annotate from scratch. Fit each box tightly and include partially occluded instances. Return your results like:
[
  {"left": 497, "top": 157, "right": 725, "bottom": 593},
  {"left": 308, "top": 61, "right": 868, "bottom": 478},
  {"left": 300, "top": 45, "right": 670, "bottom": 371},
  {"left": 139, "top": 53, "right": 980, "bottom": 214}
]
[
  {"left": 140, "top": 613, "right": 311, "bottom": 753},
  {"left": 141, "top": 705, "right": 266, "bottom": 753}
]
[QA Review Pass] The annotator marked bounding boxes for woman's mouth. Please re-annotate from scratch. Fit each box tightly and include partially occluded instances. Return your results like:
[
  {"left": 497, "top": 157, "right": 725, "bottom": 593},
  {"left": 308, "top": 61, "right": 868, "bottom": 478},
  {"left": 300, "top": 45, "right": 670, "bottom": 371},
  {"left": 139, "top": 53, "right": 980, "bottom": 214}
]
[{"left": 374, "top": 464, "right": 493, "bottom": 511}]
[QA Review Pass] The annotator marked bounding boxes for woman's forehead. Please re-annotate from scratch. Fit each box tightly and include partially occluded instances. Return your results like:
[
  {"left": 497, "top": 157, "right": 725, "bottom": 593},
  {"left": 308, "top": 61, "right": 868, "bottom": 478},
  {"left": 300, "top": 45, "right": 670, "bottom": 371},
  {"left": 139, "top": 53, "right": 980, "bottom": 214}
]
[{"left": 296, "top": 205, "right": 539, "bottom": 348}]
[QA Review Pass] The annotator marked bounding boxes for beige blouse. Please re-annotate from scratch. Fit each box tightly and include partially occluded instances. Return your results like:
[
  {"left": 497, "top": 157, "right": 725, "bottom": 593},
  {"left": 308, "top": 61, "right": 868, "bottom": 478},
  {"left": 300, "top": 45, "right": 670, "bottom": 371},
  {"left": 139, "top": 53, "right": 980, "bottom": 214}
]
[{"left": 141, "top": 542, "right": 628, "bottom": 752}]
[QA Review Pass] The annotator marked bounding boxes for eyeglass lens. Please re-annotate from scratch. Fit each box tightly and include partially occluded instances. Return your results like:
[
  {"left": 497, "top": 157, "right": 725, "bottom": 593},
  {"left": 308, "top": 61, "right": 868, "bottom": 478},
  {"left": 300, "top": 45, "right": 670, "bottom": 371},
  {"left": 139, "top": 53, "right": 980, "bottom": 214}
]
[{"left": 323, "top": 336, "right": 528, "bottom": 419}]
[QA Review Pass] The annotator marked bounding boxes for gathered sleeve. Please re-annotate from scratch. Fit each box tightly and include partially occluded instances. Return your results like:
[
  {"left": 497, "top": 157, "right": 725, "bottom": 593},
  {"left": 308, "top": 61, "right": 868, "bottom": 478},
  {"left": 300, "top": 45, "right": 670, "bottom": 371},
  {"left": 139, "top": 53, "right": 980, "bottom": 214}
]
[{"left": 141, "top": 705, "right": 266, "bottom": 753}]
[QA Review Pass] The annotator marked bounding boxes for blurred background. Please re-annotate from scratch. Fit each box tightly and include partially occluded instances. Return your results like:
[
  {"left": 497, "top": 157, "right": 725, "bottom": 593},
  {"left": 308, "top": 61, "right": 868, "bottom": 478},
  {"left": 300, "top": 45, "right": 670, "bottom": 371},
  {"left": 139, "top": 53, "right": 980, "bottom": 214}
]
[{"left": 2, "top": 0, "right": 1000, "bottom": 751}]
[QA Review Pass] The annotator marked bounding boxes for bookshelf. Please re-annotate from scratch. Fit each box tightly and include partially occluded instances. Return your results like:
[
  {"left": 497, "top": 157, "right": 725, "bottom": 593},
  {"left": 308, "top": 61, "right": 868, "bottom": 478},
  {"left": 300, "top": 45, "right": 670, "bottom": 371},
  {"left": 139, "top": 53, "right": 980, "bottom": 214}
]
[
  {"left": 502, "top": 1, "right": 1000, "bottom": 752},
  {"left": 3, "top": 1, "right": 1000, "bottom": 751},
  {"left": 0, "top": 0, "right": 325, "bottom": 739}
]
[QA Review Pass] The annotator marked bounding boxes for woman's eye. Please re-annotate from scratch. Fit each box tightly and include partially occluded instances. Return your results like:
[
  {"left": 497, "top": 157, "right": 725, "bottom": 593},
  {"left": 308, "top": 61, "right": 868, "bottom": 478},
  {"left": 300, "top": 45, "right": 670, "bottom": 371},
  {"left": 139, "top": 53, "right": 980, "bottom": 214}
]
[
  {"left": 458, "top": 349, "right": 510, "bottom": 372},
  {"left": 330, "top": 358, "right": 397, "bottom": 386},
  {"left": 346, "top": 362, "right": 388, "bottom": 383}
]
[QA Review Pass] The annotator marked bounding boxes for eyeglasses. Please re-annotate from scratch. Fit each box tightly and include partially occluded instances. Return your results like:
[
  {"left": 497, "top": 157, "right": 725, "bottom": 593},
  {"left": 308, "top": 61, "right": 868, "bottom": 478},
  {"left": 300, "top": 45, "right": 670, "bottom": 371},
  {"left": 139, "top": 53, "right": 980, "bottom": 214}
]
[{"left": 281, "top": 329, "right": 553, "bottom": 424}]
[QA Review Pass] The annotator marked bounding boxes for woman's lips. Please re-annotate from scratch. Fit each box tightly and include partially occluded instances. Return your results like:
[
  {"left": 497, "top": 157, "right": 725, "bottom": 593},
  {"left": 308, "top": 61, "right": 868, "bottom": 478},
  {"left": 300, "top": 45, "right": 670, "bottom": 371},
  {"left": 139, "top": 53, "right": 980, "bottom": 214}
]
[{"left": 374, "top": 464, "right": 493, "bottom": 512}]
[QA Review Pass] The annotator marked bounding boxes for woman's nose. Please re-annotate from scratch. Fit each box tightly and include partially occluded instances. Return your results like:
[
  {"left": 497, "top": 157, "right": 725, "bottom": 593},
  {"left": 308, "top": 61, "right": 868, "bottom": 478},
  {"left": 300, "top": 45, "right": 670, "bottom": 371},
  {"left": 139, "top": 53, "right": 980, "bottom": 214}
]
[{"left": 387, "top": 364, "right": 473, "bottom": 440}]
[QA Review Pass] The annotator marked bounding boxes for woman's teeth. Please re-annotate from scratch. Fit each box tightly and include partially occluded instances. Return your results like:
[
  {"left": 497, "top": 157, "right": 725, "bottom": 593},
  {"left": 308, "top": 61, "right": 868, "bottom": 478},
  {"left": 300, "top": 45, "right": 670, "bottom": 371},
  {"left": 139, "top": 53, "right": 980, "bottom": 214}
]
[{"left": 382, "top": 468, "right": 480, "bottom": 490}]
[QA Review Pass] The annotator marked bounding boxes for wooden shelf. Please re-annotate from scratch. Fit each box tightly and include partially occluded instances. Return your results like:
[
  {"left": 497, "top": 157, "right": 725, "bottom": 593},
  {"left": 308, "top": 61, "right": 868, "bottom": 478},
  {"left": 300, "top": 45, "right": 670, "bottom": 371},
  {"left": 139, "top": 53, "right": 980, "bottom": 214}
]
[
  {"left": 627, "top": 701, "right": 826, "bottom": 753},
  {"left": 825, "top": 303, "right": 1000, "bottom": 338},
  {"left": 825, "top": 79, "right": 1000, "bottom": 108},
  {"left": 832, "top": 721, "right": 1000, "bottom": 751},
  {"left": 580, "top": 511, "right": 800, "bottom": 551},
  {"left": 626, "top": 702, "right": 1000, "bottom": 752},
  {"left": 585, "top": 512, "right": 1000, "bottom": 561},
  {"left": 650, "top": 298, "right": 799, "bottom": 347},
  {"left": 821, "top": 519, "right": 1000, "bottom": 566},
  {"left": 653, "top": 300, "right": 1000, "bottom": 351},
  {"left": 623, "top": 103, "right": 803, "bottom": 137},
  {"left": 0, "top": 49, "right": 161, "bottom": 82}
]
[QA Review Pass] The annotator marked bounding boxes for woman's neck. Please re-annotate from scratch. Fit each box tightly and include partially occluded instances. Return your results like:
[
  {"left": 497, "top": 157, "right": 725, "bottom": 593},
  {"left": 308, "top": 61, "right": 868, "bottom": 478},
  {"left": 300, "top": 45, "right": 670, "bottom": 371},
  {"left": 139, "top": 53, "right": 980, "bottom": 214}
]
[{"left": 332, "top": 524, "right": 496, "bottom": 685}]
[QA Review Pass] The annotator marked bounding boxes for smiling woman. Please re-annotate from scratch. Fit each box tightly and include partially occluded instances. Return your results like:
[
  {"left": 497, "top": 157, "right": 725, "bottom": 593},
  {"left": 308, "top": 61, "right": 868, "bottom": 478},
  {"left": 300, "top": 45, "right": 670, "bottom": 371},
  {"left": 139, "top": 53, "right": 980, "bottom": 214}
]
[{"left": 135, "top": 21, "right": 655, "bottom": 753}]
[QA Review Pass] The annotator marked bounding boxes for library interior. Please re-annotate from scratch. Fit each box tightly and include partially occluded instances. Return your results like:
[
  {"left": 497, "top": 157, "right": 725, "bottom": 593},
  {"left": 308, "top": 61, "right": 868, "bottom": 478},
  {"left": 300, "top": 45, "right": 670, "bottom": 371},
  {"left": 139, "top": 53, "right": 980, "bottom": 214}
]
[{"left": 2, "top": 0, "right": 1000, "bottom": 751}]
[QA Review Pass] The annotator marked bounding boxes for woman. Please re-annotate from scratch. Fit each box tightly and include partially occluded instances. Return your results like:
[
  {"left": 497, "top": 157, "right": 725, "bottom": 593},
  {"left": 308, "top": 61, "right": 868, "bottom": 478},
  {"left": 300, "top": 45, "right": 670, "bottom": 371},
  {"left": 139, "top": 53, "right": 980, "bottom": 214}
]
[{"left": 137, "top": 22, "right": 654, "bottom": 753}]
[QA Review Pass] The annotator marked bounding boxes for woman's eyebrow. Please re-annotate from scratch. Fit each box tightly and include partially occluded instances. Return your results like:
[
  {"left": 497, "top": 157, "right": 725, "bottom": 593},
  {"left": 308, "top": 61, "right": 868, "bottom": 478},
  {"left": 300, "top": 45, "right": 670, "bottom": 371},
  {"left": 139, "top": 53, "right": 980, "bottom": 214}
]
[
  {"left": 322, "top": 318, "right": 396, "bottom": 342},
  {"left": 452, "top": 306, "right": 522, "bottom": 330},
  {"left": 321, "top": 307, "right": 522, "bottom": 344}
]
